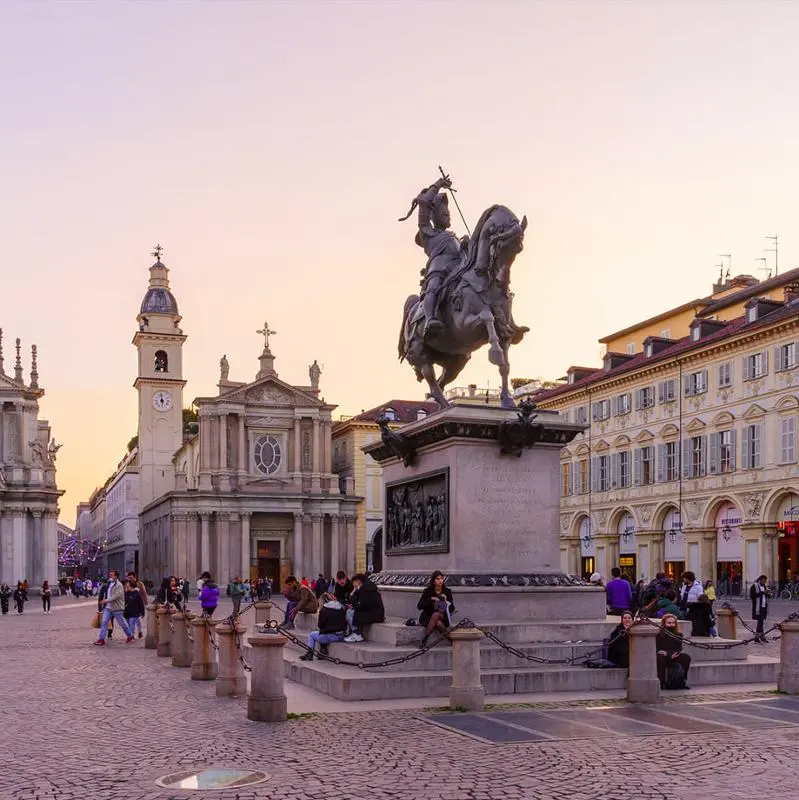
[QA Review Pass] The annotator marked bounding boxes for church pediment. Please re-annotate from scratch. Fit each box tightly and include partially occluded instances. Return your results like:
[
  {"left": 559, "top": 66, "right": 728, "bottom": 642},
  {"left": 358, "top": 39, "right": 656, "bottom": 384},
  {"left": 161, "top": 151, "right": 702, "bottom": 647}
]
[
  {"left": 221, "top": 376, "right": 323, "bottom": 408},
  {"left": 0, "top": 372, "right": 40, "bottom": 398},
  {"left": 743, "top": 403, "right": 767, "bottom": 420}
]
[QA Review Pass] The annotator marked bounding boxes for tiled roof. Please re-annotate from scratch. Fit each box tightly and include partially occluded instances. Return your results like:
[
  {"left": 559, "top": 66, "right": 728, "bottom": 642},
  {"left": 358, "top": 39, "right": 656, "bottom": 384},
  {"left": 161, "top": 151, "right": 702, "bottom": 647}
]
[
  {"left": 347, "top": 399, "right": 439, "bottom": 424},
  {"left": 535, "top": 304, "right": 798, "bottom": 403},
  {"left": 699, "top": 265, "right": 799, "bottom": 316}
]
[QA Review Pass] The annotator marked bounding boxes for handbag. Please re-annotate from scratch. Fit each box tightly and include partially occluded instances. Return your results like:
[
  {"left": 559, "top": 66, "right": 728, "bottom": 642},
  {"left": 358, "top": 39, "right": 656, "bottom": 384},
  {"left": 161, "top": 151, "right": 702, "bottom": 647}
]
[{"left": 90, "top": 611, "right": 101, "bottom": 629}]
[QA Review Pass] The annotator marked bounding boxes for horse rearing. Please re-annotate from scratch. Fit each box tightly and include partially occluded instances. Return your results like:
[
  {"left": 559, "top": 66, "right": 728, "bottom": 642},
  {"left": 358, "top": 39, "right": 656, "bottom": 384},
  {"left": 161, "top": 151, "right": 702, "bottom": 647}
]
[{"left": 399, "top": 204, "right": 528, "bottom": 409}]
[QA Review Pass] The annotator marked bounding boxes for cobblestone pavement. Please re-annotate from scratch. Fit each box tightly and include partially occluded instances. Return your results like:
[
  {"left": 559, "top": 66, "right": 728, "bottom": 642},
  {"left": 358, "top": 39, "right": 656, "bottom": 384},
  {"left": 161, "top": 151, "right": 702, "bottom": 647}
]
[{"left": 2, "top": 603, "right": 798, "bottom": 800}]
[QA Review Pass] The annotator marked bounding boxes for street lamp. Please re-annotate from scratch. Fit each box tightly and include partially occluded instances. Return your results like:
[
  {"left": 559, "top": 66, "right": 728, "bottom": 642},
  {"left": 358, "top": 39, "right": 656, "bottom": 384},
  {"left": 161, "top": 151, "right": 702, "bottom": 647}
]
[
  {"left": 582, "top": 533, "right": 593, "bottom": 549},
  {"left": 622, "top": 525, "right": 634, "bottom": 545}
]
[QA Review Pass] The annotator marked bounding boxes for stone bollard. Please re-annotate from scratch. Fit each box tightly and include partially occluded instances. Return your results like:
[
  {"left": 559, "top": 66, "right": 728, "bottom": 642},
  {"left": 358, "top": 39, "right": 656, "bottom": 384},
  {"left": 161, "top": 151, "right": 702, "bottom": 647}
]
[
  {"left": 156, "top": 606, "right": 173, "bottom": 658},
  {"left": 247, "top": 632, "right": 289, "bottom": 722},
  {"left": 171, "top": 610, "right": 196, "bottom": 668},
  {"left": 191, "top": 616, "right": 218, "bottom": 681},
  {"left": 145, "top": 603, "right": 159, "bottom": 650},
  {"left": 215, "top": 620, "right": 247, "bottom": 697},
  {"left": 716, "top": 607, "right": 737, "bottom": 640},
  {"left": 777, "top": 618, "right": 799, "bottom": 694},
  {"left": 449, "top": 627, "right": 485, "bottom": 711},
  {"left": 627, "top": 621, "right": 661, "bottom": 704},
  {"left": 254, "top": 601, "right": 273, "bottom": 626}
]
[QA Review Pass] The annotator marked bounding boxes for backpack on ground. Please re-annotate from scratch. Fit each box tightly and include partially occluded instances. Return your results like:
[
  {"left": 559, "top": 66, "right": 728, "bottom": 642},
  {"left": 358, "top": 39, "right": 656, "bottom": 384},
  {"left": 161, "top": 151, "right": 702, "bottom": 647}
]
[{"left": 664, "top": 661, "right": 687, "bottom": 690}]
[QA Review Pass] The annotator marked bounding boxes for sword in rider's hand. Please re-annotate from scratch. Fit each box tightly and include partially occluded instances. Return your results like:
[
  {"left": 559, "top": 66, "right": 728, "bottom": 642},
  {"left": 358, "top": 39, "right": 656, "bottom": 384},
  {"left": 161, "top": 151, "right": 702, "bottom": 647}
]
[{"left": 438, "top": 165, "right": 471, "bottom": 236}]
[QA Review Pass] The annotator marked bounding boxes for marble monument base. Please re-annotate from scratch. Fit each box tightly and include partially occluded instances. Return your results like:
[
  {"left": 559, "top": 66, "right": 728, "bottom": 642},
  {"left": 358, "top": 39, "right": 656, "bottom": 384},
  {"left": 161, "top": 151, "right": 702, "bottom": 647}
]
[{"left": 365, "top": 403, "right": 606, "bottom": 624}]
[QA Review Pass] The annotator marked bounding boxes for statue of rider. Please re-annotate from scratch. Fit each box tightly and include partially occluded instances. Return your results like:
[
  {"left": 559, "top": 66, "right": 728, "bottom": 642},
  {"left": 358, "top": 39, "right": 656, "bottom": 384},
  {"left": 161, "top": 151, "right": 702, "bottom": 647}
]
[{"left": 413, "top": 175, "right": 468, "bottom": 338}]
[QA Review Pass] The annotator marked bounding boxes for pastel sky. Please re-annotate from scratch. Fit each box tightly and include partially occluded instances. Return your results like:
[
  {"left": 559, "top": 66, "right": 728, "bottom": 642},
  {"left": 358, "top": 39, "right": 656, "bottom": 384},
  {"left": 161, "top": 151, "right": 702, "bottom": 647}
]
[{"left": 3, "top": 1, "right": 799, "bottom": 525}]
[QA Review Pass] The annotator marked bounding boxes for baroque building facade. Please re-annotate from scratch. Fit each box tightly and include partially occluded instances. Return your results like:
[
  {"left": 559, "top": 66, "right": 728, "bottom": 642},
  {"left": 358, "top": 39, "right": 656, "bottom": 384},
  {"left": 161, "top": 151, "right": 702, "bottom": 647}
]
[
  {"left": 132, "top": 253, "right": 358, "bottom": 585},
  {"left": 0, "top": 330, "right": 62, "bottom": 586},
  {"left": 535, "top": 269, "right": 799, "bottom": 595}
]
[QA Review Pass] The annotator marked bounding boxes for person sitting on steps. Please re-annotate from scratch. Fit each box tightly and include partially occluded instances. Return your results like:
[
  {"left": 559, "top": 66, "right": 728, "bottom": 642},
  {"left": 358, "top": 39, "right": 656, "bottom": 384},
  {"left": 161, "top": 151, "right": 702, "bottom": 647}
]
[
  {"left": 417, "top": 570, "right": 455, "bottom": 647},
  {"left": 283, "top": 575, "right": 318, "bottom": 630},
  {"left": 299, "top": 592, "right": 347, "bottom": 662},
  {"left": 656, "top": 613, "right": 691, "bottom": 690},
  {"left": 607, "top": 610, "right": 634, "bottom": 668},
  {"left": 344, "top": 573, "right": 385, "bottom": 643}
]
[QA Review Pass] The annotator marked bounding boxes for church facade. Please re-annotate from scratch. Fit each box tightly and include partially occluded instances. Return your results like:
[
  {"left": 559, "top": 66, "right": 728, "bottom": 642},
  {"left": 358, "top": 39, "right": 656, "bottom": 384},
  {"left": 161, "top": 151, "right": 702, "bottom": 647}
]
[
  {"left": 135, "top": 254, "right": 359, "bottom": 586},
  {"left": 0, "top": 330, "right": 62, "bottom": 586}
]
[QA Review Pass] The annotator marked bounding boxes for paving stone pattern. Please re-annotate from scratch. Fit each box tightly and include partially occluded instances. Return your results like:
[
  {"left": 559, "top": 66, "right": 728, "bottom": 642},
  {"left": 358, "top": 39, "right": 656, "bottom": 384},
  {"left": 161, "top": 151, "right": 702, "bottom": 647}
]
[{"left": 0, "top": 601, "right": 797, "bottom": 800}]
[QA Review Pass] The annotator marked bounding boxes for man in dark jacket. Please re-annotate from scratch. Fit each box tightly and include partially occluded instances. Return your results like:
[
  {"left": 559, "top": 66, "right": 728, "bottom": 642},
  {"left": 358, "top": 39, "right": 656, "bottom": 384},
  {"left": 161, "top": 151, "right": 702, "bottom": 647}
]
[
  {"left": 283, "top": 575, "right": 319, "bottom": 629},
  {"left": 299, "top": 593, "right": 348, "bottom": 661},
  {"left": 344, "top": 574, "right": 385, "bottom": 643},
  {"left": 333, "top": 571, "right": 353, "bottom": 606}
]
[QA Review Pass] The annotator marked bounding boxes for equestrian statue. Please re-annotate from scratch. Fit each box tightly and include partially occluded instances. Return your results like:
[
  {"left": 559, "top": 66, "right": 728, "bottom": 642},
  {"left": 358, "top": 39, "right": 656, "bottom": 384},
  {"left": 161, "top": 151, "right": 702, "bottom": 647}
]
[{"left": 398, "top": 169, "right": 529, "bottom": 409}]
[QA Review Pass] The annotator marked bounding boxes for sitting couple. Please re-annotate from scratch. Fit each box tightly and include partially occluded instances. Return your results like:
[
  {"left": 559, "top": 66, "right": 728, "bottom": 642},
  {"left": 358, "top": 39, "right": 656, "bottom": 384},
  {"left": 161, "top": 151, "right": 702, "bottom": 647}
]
[{"left": 299, "top": 573, "right": 385, "bottom": 661}]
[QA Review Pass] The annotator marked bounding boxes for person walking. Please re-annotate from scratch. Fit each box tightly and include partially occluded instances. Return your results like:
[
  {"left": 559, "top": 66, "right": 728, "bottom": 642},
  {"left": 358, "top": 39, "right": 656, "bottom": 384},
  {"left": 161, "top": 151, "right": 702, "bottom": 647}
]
[
  {"left": 93, "top": 570, "right": 134, "bottom": 646},
  {"left": 0, "top": 583, "right": 11, "bottom": 614},
  {"left": 227, "top": 577, "right": 246, "bottom": 616},
  {"left": 750, "top": 574, "right": 771, "bottom": 643},
  {"left": 199, "top": 572, "right": 220, "bottom": 617},
  {"left": 123, "top": 580, "right": 146, "bottom": 638},
  {"left": 13, "top": 582, "right": 27, "bottom": 614},
  {"left": 605, "top": 567, "right": 633, "bottom": 616},
  {"left": 41, "top": 581, "right": 52, "bottom": 614}
]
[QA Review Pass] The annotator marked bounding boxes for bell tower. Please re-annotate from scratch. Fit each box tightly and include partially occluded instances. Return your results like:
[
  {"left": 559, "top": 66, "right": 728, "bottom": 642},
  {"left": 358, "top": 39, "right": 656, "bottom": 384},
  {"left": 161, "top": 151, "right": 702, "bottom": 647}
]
[{"left": 133, "top": 245, "right": 187, "bottom": 509}]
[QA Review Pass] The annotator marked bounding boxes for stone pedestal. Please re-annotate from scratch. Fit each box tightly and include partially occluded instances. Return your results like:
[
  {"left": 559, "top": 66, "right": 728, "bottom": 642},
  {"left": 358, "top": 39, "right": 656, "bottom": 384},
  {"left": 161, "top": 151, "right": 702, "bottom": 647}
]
[
  {"left": 295, "top": 612, "right": 317, "bottom": 632},
  {"left": 363, "top": 405, "right": 603, "bottom": 623},
  {"left": 247, "top": 633, "right": 288, "bottom": 722},
  {"left": 171, "top": 611, "right": 195, "bottom": 668},
  {"left": 191, "top": 616, "right": 218, "bottom": 681},
  {"left": 145, "top": 603, "right": 159, "bottom": 650},
  {"left": 627, "top": 622, "right": 661, "bottom": 704},
  {"left": 156, "top": 607, "right": 173, "bottom": 657},
  {"left": 215, "top": 620, "right": 247, "bottom": 697},
  {"left": 778, "top": 619, "right": 799, "bottom": 694},
  {"left": 716, "top": 607, "right": 737, "bottom": 640},
  {"left": 254, "top": 601, "right": 272, "bottom": 625},
  {"left": 449, "top": 627, "right": 485, "bottom": 711}
]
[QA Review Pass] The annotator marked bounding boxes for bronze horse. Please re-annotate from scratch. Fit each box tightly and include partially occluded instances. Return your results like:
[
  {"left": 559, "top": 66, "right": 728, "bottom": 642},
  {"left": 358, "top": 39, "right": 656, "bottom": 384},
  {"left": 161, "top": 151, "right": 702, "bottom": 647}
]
[{"left": 399, "top": 204, "right": 528, "bottom": 409}]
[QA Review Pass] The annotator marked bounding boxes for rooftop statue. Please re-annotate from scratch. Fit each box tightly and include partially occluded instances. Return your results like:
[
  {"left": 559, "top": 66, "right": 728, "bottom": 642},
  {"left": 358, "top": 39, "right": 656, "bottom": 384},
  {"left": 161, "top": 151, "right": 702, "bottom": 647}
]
[{"left": 398, "top": 169, "right": 529, "bottom": 409}]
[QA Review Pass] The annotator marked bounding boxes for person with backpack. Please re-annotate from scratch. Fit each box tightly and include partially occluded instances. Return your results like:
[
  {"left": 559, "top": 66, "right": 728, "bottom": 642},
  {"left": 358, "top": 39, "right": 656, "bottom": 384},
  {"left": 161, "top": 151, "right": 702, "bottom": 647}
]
[
  {"left": 656, "top": 613, "right": 691, "bottom": 690},
  {"left": 199, "top": 572, "right": 220, "bottom": 617}
]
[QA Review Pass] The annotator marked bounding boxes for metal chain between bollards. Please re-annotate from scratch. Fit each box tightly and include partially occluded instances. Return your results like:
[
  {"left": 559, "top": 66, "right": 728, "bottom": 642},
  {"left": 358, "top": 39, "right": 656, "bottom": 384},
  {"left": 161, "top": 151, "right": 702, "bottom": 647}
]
[
  {"left": 184, "top": 613, "right": 193, "bottom": 643},
  {"left": 720, "top": 601, "right": 758, "bottom": 635},
  {"left": 233, "top": 629, "right": 252, "bottom": 672},
  {"left": 205, "top": 618, "right": 219, "bottom": 651}
]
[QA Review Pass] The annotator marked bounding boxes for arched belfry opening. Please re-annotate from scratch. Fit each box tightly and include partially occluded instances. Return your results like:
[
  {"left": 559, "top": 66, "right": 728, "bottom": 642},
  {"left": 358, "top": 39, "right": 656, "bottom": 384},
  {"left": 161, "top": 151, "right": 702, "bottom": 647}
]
[{"left": 154, "top": 350, "right": 168, "bottom": 373}]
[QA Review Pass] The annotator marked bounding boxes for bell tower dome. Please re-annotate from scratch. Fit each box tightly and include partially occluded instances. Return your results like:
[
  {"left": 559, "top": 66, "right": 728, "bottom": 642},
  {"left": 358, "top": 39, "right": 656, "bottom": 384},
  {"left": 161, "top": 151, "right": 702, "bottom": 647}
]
[{"left": 133, "top": 245, "right": 187, "bottom": 509}]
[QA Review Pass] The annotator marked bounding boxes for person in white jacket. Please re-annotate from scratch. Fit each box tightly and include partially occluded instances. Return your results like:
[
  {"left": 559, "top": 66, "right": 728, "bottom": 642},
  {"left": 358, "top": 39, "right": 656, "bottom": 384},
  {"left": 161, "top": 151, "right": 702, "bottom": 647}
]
[{"left": 680, "top": 571, "right": 703, "bottom": 611}]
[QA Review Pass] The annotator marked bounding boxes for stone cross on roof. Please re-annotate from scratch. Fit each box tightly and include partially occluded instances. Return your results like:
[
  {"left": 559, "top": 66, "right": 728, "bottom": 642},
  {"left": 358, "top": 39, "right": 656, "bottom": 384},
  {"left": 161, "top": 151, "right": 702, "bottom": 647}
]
[
  {"left": 151, "top": 243, "right": 163, "bottom": 262},
  {"left": 256, "top": 321, "right": 277, "bottom": 350}
]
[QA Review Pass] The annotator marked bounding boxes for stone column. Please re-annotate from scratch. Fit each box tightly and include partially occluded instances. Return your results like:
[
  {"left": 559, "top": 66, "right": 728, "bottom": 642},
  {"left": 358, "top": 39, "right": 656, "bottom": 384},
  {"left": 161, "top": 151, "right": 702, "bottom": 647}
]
[
  {"left": 627, "top": 622, "right": 661, "bottom": 703},
  {"left": 346, "top": 516, "right": 357, "bottom": 575},
  {"left": 716, "top": 606, "right": 737, "bottom": 640},
  {"left": 43, "top": 511, "right": 58, "bottom": 587},
  {"left": 449, "top": 627, "right": 485, "bottom": 711},
  {"left": 171, "top": 610, "right": 196, "bottom": 667},
  {"left": 217, "top": 513, "right": 231, "bottom": 583},
  {"left": 191, "top": 616, "right": 219, "bottom": 680},
  {"left": 311, "top": 418, "right": 321, "bottom": 492},
  {"left": 763, "top": 531, "right": 779, "bottom": 585},
  {"left": 311, "top": 515, "right": 323, "bottom": 575},
  {"left": 172, "top": 513, "right": 186, "bottom": 580},
  {"left": 254, "top": 601, "right": 272, "bottom": 625},
  {"left": 247, "top": 633, "right": 288, "bottom": 722},
  {"left": 0, "top": 511, "right": 11, "bottom": 584},
  {"left": 331, "top": 516, "right": 341, "bottom": 575},
  {"left": 292, "top": 513, "right": 303, "bottom": 577},
  {"left": 293, "top": 418, "right": 302, "bottom": 477},
  {"left": 200, "top": 512, "right": 211, "bottom": 574},
  {"left": 11, "top": 510, "right": 25, "bottom": 584},
  {"left": 31, "top": 511, "right": 43, "bottom": 586},
  {"left": 219, "top": 412, "right": 231, "bottom": 491},
  {"left": 241, "top": 512, "right": 251, "bottom": 581},
  {"left": 778, "top": 619, "right": 799, "bottom": 694},
  {"left": 215, "top": 619, "right": 247, "bottom": 697},
  {"left": 198, "top": 412, "right": 212, "bottom": 490},
  {"left": 145, "top": 603, "right": 159, "bottom": 649},
  {"left": 238, "top": 413, "right": 247, "bottom": 475},
  {"left": 700, "top": 529, "right": 717, "bottom": 585},
  {"left": 156, "top": 606, "right": 173, "bottom": 658}
]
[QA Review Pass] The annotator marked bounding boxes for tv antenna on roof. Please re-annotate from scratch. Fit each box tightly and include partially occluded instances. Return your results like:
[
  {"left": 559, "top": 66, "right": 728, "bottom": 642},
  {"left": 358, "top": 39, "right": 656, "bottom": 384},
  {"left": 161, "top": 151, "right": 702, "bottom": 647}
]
[
  {"left": 718, "top": 254, "right": 731, "bottom": 280},
  {"left": 755, "top": 256, "right": 771, "bottom": 280},
  {"left": 765, "top": 234, "right": 779, "bottom": 276}
]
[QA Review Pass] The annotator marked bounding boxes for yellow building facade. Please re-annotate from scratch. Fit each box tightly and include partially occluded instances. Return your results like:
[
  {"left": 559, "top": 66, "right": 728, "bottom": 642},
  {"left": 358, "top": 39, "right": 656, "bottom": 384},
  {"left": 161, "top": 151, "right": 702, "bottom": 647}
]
[
  {"left": 332, "top": 400, "right": 437, "bottom": 573},
  {"left": 535, "top": 269, "right": 799, "bottom": 596}
]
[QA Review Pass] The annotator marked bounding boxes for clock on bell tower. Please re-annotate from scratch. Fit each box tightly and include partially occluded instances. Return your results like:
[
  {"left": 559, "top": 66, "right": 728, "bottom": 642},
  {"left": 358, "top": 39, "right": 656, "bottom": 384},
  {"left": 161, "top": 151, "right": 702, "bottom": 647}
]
[{"left": 133, "top": 246, "right": 187, "bottom": 509}]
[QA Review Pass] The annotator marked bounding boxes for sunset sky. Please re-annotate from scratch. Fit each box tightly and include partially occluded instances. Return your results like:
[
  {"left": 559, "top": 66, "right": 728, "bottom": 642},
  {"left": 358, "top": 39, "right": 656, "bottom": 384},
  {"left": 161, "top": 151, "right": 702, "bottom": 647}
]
[{"left": 3, "top": 1, "right": 799, "bottom": 524}]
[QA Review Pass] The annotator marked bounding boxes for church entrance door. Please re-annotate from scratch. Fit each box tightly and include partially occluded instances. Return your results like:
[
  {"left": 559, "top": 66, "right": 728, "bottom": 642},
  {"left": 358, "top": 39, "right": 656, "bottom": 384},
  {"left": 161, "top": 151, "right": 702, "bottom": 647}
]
[{"left": 254, "top": 540, "right": 281, "bottom": 587}]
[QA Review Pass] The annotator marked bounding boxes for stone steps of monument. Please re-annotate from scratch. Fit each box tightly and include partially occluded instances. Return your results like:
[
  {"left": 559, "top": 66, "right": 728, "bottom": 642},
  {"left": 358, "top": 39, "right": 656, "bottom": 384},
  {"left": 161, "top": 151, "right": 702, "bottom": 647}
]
[
  {"left": 283, "top": 650, "right": 778, "bottom": 701},
  {"left": 367, "top": 618, "right": 618, "bottom": 646}
]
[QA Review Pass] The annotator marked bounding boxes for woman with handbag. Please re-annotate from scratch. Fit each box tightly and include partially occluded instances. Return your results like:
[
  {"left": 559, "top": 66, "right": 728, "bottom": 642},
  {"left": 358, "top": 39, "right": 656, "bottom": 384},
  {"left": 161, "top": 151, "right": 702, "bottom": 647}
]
[{"left": 417, "top": 570, "right": 455, "bottom": 647}]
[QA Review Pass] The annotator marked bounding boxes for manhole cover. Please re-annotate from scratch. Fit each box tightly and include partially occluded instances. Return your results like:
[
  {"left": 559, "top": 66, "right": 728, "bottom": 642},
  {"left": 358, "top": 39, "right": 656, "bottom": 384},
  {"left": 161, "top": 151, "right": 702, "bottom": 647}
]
[{"left": 155, "top": 768, "right": 271, "bottom": 791}]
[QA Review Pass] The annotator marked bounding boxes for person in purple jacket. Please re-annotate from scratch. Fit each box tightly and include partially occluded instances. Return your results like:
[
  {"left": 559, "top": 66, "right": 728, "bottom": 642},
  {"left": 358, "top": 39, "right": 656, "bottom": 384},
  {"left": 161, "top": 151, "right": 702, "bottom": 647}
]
[
  {"left": 199, "top": 571, "right": 220, "bottom": 617},
  {"left": 605, "top": 567, "right": 633, "bottom": 616}
]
